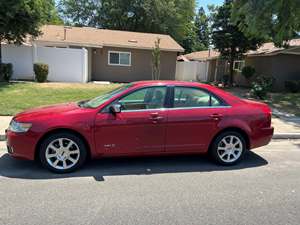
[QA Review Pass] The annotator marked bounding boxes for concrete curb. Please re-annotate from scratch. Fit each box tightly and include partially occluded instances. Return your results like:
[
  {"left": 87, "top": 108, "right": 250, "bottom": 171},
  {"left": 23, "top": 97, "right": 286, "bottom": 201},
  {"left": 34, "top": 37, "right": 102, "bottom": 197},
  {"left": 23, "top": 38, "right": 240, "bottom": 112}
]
[
  {"left": 1, "top": 133, "right": 300, "bottom": 142},
  {"left": 272, "top": 133, "right": 300, "bottom": 139},
  {"left": 0, "top": 135, "right": 5, "bottom": 142}
]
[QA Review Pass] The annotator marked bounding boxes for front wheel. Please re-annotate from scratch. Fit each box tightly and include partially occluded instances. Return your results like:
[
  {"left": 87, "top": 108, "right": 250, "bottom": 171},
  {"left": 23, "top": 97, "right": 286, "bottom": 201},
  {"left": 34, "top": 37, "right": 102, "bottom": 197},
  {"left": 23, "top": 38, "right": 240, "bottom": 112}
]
[
  {"left": 210, "top": 131, "right": 246, "bottom": 166},
  {"left": 39, "top": 132, "right": 87, "bottom": 173}
]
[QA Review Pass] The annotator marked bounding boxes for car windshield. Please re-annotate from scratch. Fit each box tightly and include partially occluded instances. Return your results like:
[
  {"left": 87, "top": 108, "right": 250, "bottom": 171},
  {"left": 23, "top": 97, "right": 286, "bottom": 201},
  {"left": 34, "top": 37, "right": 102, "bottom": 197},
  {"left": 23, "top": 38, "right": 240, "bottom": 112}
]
[{"left": 79, "top": 84, "right": 132, "bottom": 108}]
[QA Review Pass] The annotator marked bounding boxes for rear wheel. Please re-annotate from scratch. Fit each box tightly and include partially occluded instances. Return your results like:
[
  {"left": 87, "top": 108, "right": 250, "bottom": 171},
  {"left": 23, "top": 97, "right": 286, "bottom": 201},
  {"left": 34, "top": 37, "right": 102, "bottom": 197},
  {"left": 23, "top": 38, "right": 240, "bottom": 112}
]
[
  {"left": 39, "top": 132, "right": 87, "bottom": 173},
  {"left": 210, "top": 131, "right": 246, "bottom": 165}
]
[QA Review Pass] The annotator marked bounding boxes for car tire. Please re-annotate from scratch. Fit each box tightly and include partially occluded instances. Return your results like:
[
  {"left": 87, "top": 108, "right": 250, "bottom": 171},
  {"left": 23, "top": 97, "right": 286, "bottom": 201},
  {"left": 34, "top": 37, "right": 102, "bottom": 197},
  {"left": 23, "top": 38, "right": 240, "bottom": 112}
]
[
  {"left": 210, "top": 131, "right": 246, "bottom": 166},
  {"left": 39, "top": 132, "right": 87, "bottom": 173}
]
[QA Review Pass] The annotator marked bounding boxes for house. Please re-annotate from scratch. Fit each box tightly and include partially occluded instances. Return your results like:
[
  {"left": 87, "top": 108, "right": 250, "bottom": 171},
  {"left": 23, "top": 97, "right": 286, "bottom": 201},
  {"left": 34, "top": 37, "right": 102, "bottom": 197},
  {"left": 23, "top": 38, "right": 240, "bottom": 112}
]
[
  {"left": 1, "top": 25, "right": 184, "bottom": 83},
  {"left": 179, "top": 39, "right": 300, "bottom": 91},
  {"left": 236, "top": 39, "right": 300, "bottom": 91}
]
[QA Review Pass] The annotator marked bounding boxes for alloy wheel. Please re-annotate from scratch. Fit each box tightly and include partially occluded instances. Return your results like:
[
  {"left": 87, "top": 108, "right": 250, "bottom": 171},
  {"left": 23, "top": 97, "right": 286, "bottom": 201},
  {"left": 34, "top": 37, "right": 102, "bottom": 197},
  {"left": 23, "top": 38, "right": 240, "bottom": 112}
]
[
  {"left": 217, "top": 135, "right": 243, "bottom": 163},
  {"left": 45, "top": 138, "right": 80, "bottom": 170}
]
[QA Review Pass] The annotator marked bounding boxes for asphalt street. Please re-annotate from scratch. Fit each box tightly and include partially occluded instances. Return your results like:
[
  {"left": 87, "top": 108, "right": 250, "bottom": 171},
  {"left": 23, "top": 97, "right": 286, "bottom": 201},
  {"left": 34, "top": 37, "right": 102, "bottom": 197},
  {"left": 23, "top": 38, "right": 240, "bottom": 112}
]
[{"left": 0, "top": 140, "right": 300, "bottom": 225}]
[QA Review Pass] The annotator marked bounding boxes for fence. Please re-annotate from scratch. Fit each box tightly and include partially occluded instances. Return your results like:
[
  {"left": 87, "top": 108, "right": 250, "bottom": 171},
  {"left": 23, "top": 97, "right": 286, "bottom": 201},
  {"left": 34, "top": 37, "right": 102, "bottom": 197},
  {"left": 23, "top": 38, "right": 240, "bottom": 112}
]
[
  {"left": 175, "top": 61, "right": 209, "bottom": 82},
  {"left": 1, "top": 44, "right": 88, "bottom": 83}
]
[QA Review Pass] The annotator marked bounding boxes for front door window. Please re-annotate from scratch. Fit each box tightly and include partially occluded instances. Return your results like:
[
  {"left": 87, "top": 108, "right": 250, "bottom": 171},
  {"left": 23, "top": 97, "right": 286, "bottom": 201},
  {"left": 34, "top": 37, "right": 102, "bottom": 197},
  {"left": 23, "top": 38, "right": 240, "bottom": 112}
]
[{"left": 118, "top": 86, "right": 167, "bottom": 110}]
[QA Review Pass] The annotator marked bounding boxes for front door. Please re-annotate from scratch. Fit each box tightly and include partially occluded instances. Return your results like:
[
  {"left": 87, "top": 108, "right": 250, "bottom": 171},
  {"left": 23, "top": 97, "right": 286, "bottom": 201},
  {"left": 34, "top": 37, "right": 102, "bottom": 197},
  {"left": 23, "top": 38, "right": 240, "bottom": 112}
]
[{"left": 94, "top": 86, "right": 168, "bottom": 155}]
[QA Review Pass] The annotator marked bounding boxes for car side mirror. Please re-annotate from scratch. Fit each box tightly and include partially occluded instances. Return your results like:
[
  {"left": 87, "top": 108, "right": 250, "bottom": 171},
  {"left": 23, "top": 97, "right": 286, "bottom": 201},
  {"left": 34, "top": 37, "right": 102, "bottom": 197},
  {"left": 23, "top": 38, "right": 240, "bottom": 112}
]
[{"left": 109, "top": 104, "right": 122, "bottom": 114}]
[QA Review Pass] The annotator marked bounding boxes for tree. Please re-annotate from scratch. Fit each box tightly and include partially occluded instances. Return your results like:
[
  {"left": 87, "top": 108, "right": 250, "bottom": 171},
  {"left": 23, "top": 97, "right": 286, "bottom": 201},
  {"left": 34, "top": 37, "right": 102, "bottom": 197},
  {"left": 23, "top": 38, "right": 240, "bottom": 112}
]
[
  {"left": 193, "top": 7, "right": 210, "bottom": 51},
  {"left": 152, "top": 38, "right": 161, "bottom": 80},
  {"left": 232, "top": 0, "right": 300, "bottom": 47},
  {"left": 58, "top": 0, "right": 101, "bottom": 26},
  {"left": 58, "top": 0, "right": 195, "bottom": 51},
  {"left": 0, "top": 0, "right": 61, "bottom": 65},
  {"left": 210, "top": 0, "right": 263, "bottom": 84}
]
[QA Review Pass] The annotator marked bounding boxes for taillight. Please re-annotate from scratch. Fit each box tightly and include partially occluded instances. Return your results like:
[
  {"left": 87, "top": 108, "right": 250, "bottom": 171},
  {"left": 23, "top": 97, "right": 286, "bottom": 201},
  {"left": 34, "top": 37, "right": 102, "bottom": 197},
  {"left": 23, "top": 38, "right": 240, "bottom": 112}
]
[
  {"left": 266, "top": 111, "right": 272, "bottom": 127},
  {"left": 262, "top": 106, "right": 272, "bottom": 127}
]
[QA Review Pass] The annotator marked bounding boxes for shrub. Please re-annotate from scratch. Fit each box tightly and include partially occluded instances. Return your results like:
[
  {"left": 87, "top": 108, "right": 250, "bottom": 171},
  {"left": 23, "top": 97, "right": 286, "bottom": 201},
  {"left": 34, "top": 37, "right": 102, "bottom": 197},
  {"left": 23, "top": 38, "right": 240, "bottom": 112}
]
[
  {"left": 242, "top": 66, "right": 255, "bottom": 79},
  {"left": 0, "top": 63, "right": 13, "bottom": 81},
  {"left": 222, "top": 74, "right": 230, "bottom": 85},
  {"left": 34, "top": 63, "right": 49, "bottom": 83},
  {"left": 250, "top": 75, "right": 274, "bottom": 99},
  {"left": 285, "top": 80, "right": 300, "bottom": 93}
]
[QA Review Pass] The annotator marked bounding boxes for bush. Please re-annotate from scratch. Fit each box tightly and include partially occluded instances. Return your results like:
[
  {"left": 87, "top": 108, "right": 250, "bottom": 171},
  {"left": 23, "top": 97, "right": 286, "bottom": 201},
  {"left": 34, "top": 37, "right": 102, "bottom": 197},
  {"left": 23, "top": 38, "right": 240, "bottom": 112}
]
[
  {"left": 34, "top": 63, "right": 49, "bottom": 82},
  {"left": 0, "top": 63, "right": 13, "bottom": 81},
  {"left": 250, "top": 75, "right": 274, "bottom": 99},
  {"left": 285, "top": 80, "right": 300, "bottom": 93},
  {"left": 242, "top": 66, "right": 255, "bottom": 79},
  {"left": 222, "top": 74, "right": 230, "bottom": 85}
]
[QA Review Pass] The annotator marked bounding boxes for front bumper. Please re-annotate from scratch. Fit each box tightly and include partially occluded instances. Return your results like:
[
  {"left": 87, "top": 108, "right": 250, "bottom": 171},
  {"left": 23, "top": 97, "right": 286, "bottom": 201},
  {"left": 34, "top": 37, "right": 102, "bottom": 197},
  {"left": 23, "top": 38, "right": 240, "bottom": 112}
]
[{"left": 5, "top": 130, "right": 38, "bottom": 160}]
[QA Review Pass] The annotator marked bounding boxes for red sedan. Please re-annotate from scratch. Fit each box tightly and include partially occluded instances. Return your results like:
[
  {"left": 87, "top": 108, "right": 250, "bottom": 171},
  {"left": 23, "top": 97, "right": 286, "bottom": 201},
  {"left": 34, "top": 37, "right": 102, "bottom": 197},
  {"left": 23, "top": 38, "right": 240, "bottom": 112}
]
[{"left": 6, "top": 81, "right": 274, "bottom": 173}]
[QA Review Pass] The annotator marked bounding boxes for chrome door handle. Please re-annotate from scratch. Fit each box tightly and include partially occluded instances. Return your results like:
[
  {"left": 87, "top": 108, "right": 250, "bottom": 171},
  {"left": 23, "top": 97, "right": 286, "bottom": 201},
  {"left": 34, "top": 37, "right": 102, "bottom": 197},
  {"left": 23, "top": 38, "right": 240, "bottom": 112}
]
[
  {"left": 149, "top": 113, "right": 164, "bottom": 123},
  {"left": 210, "top": 113, "right": 223, "bottom": 120}
]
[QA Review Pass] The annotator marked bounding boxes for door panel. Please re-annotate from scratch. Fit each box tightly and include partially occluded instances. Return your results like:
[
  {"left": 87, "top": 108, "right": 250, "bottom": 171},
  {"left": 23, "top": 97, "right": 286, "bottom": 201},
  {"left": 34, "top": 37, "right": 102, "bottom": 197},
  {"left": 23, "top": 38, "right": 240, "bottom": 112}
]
[
  {"left": 94, "top": 86, "right": 168, "bottom": 156},
  {"left": 165, "top": 108, "right": 228, "bottom": 152},
  {"left": 165, "top": 86, "right": 228, "bottom": 153},
  {"left": 94, "top": 110, "right": 167, "bottom": 155}
]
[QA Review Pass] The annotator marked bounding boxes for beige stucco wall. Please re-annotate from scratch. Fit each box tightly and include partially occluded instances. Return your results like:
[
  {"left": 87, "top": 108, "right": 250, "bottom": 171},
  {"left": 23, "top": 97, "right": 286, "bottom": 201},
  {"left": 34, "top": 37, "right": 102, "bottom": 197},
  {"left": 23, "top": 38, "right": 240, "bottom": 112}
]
[
  {"left": 91, "top": 47, "right": 177, "bottom": 82},
  {"left": 234, "top": 54, "right": 300, "bottom": 91}
]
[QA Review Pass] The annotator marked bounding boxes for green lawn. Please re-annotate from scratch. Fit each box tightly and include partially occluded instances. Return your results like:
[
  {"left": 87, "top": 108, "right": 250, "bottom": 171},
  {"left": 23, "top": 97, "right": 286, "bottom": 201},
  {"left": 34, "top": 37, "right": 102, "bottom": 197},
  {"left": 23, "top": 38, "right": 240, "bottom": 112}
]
[
  {"left": 0, "top": 82, "right": 121, "bottom": 116},
  {"left": 226, "top": 87, "right": 300, "bottom": 117},
  {"left": 267, "top": 93, "right": 300, "bottom": 117},
  {"left": 1, "top": 82, "right": 299, "bottom": 117}
]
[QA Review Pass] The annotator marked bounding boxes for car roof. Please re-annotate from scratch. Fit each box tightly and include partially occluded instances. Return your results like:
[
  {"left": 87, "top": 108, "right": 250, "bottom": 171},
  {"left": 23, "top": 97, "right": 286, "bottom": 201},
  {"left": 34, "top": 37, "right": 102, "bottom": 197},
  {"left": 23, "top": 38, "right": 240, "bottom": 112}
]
[{"left": 132, "top": 80, "right": 208, "bottom": 87}]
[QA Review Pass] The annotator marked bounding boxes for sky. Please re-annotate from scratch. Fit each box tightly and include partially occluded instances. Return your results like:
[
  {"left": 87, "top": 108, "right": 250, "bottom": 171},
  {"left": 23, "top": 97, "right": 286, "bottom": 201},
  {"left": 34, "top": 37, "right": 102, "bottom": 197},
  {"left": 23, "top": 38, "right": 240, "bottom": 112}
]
[{"left": 196, "top": 0, "right": 223, "bottom": 12}]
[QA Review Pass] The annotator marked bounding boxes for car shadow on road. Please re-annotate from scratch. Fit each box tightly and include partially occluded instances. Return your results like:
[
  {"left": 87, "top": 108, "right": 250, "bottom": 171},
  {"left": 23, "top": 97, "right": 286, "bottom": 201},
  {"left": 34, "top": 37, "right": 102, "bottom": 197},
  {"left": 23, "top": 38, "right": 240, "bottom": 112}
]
[{"left": 0, "top": 151, "right": 268, "bottom": 181}]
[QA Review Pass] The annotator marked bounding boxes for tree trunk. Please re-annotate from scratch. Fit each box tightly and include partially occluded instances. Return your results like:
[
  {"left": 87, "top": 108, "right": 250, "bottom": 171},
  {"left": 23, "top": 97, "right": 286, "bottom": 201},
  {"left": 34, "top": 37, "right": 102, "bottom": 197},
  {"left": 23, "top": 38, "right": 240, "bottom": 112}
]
[
  {"left": 229, "top": 53, "right": 235, "bottom": 85},
  {"left": 0, "top": 40, "right": 2, "bottom": 65},
  {"left": 0, "top": 40, "right": 2, "bottom": 79}
]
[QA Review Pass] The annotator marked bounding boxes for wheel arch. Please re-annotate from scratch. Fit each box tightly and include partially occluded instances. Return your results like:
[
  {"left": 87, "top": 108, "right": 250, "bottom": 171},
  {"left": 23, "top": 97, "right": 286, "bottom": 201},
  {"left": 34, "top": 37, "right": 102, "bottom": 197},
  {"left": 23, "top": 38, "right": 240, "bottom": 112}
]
[
  {"left": 208, "top": 127, "right": 250, "bottom": 152},
  {"left": 35, "top": 128, "right": 92, "bottom": 161}
]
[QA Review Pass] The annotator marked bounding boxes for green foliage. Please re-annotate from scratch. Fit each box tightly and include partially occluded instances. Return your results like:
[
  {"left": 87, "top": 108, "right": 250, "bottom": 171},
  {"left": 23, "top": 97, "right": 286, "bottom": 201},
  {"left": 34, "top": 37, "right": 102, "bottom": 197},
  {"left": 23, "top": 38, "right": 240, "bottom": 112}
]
[
  {"left": 210, "top": 0, "right": 263, "bottom": 84},
  {"left": 0, "top": 0, "right": 61, "bottom": 44},
  {"left": 222, "top": 74, "right": 230, "bottom": 85},
  {"left": 232, "top": 0, "right": 300, "bottom": 47},
  {"left": 192, "top": 7, "right": 210, "bottom": 51},
  {"left": 250, "top": 76, "right": 274, "bottom": 99},
  {"left": 34, "top": 63, "right": 49, "bottom": 83},
  {"left": 285, "top": 80, "right": 300, "bottom": 93},
  {"left": 241, "top": 66, "right": 255, "bottom": 79},
  {"left": 58, "top": 0, "right": 195, "bottom": 51},
  {"left": 152, "top": 38, "right": 161, "bottom": 80},
  {"left": 0, "top": 63, "right": 13, "bottom": 82}
]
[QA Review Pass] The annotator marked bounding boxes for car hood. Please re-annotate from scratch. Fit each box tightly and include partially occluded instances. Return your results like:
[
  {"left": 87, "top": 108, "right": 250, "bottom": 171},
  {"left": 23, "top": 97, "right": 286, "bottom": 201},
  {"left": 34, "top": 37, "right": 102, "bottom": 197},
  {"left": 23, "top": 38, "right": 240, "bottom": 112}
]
[{"left": 14, "top": 102, "right": 80, "bottom": 121}]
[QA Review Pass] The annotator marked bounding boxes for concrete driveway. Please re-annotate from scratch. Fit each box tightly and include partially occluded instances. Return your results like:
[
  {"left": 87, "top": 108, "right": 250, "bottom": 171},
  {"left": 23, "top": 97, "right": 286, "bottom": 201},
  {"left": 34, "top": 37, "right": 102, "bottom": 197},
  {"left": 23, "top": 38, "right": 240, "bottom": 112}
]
[{"left": 0, "top": 140, "right": 300, "bottom": 225}]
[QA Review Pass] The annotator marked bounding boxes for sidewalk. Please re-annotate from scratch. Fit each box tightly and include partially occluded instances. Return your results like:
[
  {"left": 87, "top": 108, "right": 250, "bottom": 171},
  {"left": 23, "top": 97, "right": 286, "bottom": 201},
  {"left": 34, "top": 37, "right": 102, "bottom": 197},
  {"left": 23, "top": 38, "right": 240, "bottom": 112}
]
[
  {"left": 1, "top": 115, "right": 300, "bottom": 141},
  {"left": 0, "top": 116, "right": 11, "bottom": 140}
]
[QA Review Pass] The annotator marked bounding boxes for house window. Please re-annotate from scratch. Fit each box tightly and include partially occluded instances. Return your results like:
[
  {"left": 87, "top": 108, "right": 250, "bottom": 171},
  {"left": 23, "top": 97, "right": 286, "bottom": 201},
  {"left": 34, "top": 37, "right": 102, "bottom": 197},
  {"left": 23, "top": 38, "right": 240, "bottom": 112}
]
[
  {"left": 108, "top": 51, "right": 131, "bottom": 66},
  {"left": 233, "top": 60, "right": 245, "bottom": 72}
]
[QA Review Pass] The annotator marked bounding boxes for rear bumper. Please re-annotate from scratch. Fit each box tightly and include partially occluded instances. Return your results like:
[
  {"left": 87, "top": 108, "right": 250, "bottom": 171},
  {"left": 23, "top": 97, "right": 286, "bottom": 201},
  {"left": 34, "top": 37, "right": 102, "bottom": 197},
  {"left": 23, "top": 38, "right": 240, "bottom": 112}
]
[
  {"left": 5, "top": 130, "right": 37, "bottom": 160},
  {"left": 250, "top": 127, "right": 274, "bottom": 149}
]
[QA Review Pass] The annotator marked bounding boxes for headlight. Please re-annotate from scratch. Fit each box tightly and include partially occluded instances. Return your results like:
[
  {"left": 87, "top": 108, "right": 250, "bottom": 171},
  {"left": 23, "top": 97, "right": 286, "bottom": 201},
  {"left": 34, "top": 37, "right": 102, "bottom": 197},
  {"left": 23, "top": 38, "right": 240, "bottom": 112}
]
[{"left": 8, "top": 120, "right": 32, "bottom": 133}]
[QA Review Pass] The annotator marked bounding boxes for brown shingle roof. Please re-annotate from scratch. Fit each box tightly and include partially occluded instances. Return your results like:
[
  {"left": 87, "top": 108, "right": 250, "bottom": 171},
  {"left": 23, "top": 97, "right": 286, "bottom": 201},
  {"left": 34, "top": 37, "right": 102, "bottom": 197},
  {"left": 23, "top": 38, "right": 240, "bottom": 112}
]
[
  {"left": 245, "top": 38, "right": 300, "bottom": 56},
  {"left": 34, "top": 25, "right": 184, "bottom": 52},
  {"left": 182, "top": 49, "right": 220, "bottom": 61}
]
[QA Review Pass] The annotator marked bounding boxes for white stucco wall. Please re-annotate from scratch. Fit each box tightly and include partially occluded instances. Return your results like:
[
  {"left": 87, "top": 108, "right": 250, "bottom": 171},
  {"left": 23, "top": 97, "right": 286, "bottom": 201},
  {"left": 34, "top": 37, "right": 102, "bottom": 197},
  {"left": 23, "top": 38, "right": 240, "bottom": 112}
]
[{"left": 1, "top": 44, "right": 88, "bottom": 83}]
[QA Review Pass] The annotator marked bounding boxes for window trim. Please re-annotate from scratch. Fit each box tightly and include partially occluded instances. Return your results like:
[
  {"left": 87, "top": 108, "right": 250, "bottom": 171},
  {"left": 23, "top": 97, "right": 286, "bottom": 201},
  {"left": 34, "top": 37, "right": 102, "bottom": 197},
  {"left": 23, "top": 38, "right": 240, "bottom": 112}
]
[
  {"left": 108, "top": 50, "right": 131, "bottom": 66},
  {"left": 170, "top": 86, "right": 229, "bottom": 109},
  {"left": 233, "top": 60, "right": 245, "bottom": 72}
]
